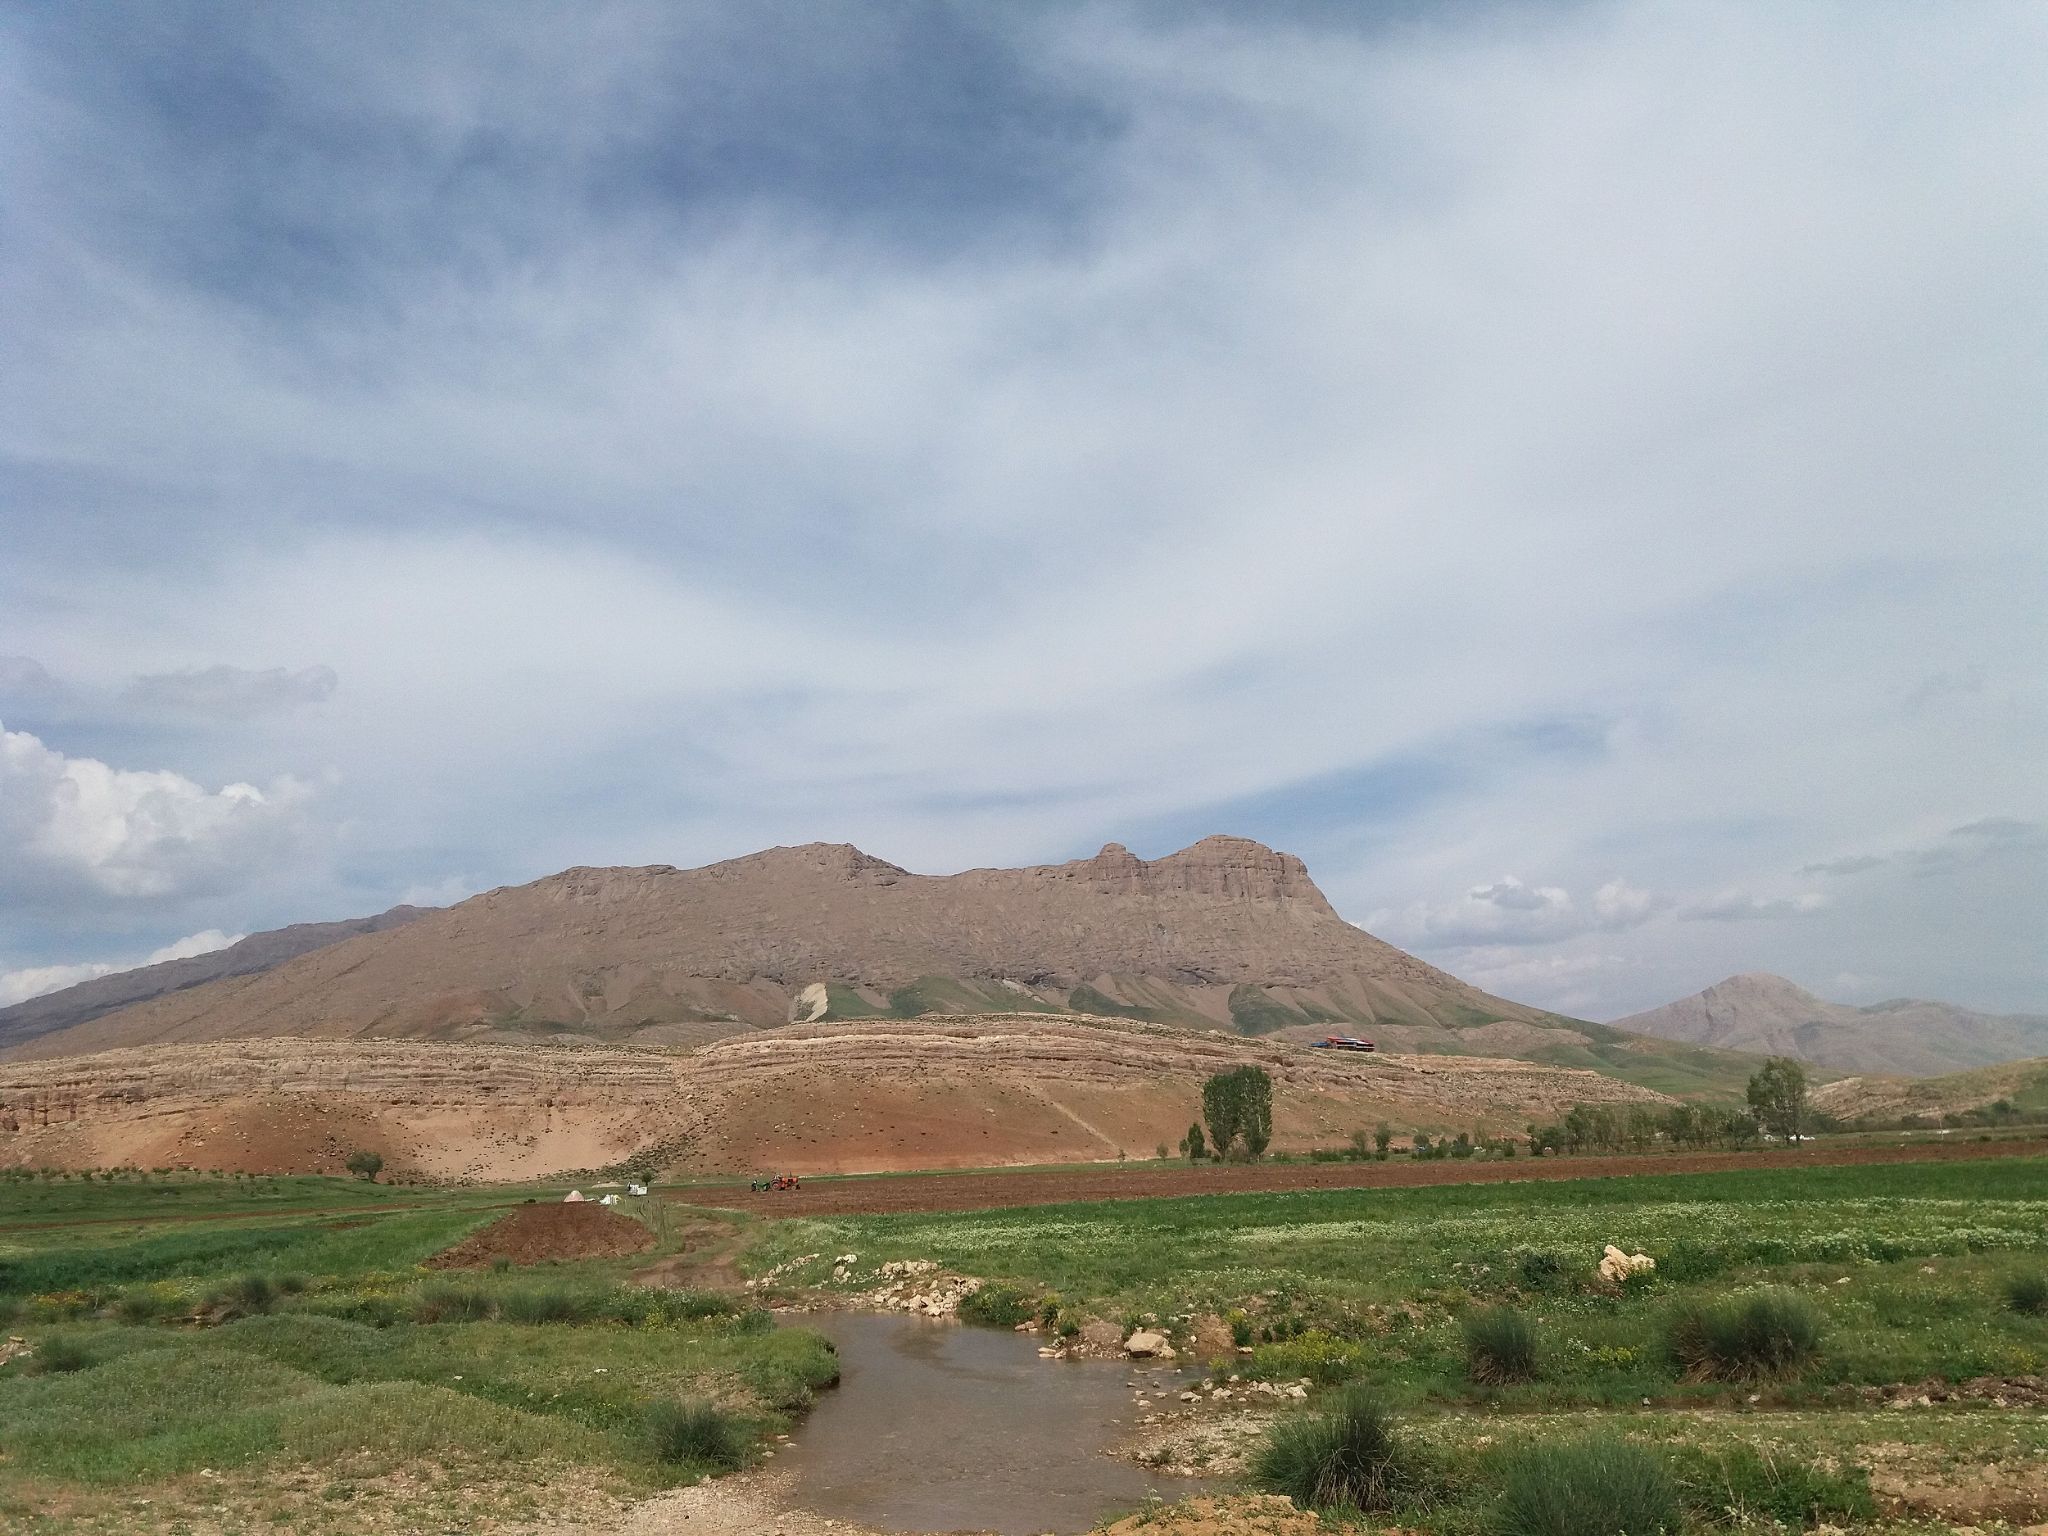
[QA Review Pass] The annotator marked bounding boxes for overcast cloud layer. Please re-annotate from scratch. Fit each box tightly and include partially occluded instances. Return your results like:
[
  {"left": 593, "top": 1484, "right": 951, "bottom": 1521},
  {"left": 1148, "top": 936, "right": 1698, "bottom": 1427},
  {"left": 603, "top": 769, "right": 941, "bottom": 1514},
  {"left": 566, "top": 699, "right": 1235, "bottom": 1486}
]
[{"left": 2, "top": 1, "right": 2043, "bottom": 1019}]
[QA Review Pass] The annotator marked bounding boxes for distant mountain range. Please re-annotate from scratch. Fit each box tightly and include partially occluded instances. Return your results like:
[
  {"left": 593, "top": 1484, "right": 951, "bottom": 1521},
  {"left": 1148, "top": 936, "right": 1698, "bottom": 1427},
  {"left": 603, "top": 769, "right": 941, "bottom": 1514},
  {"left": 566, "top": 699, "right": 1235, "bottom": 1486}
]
[
  {"left": 0, "top": 837, "right": 1757, "bottom": 1096},
  {"left": 1613, "top": 972, "right": 2048, "bottom": 1078}
]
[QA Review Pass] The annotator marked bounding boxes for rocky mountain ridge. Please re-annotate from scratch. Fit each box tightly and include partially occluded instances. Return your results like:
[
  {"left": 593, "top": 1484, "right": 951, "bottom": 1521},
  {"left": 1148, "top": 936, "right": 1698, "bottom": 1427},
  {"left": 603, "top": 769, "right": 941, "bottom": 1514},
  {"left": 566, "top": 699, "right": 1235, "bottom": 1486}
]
[{"left": 1613, "top": 972, "right": 2048, "bottom": 1077}]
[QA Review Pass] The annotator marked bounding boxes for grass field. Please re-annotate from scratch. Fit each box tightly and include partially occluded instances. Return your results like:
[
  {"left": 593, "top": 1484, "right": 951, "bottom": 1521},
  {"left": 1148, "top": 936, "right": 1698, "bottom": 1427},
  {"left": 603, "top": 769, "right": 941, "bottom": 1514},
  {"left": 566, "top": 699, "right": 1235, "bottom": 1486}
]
[
  {"left": 9, "top": 1157, "right": 2048, "bottom": 1533},
  {"left": 749, "top": 1155, "right": 2048, "bottom": 1532},
  {"left": 0, "top": 1174, "right": 828, "bottom": 1534}
]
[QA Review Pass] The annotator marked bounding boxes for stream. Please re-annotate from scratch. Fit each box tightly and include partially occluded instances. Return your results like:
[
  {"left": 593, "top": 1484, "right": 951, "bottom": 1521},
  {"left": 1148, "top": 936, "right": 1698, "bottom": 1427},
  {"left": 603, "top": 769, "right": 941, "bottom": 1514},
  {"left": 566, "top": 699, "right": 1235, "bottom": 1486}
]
[{"left": 779, "top": 1311, "right": 1209, "bottom": 1535}]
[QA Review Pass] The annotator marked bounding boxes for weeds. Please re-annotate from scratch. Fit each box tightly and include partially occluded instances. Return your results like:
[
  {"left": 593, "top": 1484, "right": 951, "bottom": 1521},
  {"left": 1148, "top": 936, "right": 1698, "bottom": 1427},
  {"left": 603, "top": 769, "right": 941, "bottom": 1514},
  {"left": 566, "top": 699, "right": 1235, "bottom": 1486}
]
[
  {"left": 2003, "top": 1270, "right": 2048, "bottom": 1316},
  {"left": 1670, "top": 1444, "right": 1874, "bottom": 1526},
  {"left": 1664, "top": 1289, "right": 1821, "bottom": 1379},
  {"left": 27, "top": 1336, "right": 94, "bottom": 1376},
  {"left": 1465, "top": 1306, "right": 1540, "bottom": 1385},
  {"left": 643, "top": 1397, "right": 749, "bottom": 1470},
  {"left": 958, "top": 1281, "right": 1036, "bottom": 1328},
  {"left": 1493, "top": 1436, "right": 1679, "bottom": 1536},
  {"left": 412, "top": 1282, "right": 493, "bottom": 1323},
  {"left": 1253, "top": 1384, "right": 1413, "bottom": 1511}
]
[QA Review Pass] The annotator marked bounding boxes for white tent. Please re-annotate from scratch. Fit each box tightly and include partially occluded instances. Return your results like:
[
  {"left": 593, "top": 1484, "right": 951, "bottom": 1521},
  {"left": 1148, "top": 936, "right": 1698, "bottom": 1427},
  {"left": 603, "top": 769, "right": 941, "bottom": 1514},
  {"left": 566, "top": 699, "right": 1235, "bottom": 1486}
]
[{"left": 563, "top": 1189, "right": 587, "bottom": 1202}]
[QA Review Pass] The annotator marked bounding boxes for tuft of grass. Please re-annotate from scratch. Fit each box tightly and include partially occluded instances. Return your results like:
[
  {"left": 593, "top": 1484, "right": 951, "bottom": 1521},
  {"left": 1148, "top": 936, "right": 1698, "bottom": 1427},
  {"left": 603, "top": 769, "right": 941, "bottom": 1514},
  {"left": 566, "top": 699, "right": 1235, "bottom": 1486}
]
[
  {"left": 1465, "top": 1306, "right": 1540, "bottom": 1385},
  {"left": 411, "top": 1282, "right": 493, "bottom": 1323},
  {"left": 1493, "top": 1436, "right": 1679, "bottom": 1536},
  {"left": 643, "top": 1397, "right": 749, "bottom": 1470},
  {"left": 958, "top": 1281, "right": 1036, "bottom": 1329},
  {"left": 497, "top": 1287, "right": 590, "bottom": 1325},
  {"left": 225, "top": 1273, "right": 277, "bottom": 1315},
  {"left": 1672, "top": 1445, "right": 1874, "bottom": 1526},
  {"left": 1252, "top": 1384, "right": 1412, "bottom": 1511},
  {"left": 2003, "top": 1270, "right": 2048, "bottom": 1316},
  {"left": 113, "top": 1287, "right": 171, "bottom": 1323},
  {"left": 1664, "top": 1288, "right": 1821, "bottom": 1379},
  {"left": 28, "top": 1335, "right": 95, "bottom": 1375}
]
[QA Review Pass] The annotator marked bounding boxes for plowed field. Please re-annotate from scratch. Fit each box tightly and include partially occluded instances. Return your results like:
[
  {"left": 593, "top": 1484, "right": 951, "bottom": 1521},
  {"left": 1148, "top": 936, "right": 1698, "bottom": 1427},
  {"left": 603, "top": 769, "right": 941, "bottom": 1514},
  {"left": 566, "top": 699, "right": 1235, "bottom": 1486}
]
[{"left": 684, "top": 1135, "right": 2048, "bottom": 1216}]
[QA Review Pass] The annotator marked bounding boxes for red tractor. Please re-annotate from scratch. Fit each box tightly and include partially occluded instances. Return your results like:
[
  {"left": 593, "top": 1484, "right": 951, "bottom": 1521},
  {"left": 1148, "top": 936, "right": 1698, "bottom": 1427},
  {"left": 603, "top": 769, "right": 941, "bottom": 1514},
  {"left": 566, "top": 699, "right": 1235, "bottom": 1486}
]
[{"left": 750, "top": 1174, "right": 803, "bottom": 1192}]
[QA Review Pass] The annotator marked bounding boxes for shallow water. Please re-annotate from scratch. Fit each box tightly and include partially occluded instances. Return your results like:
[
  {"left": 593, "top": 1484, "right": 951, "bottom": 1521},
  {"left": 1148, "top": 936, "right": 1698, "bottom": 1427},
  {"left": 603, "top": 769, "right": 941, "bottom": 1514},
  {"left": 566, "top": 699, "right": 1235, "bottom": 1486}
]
[{"left": 781, "top": 1311, "right": 1205, "bottom": 1535}]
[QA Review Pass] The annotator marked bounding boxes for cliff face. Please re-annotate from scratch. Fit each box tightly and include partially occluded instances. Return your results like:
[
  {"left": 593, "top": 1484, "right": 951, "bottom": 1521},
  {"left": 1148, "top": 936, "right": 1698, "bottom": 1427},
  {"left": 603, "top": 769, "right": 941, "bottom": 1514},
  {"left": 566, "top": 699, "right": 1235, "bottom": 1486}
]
[{"left": 6, "top": 835, "right": 1554, "bottom": 1060}]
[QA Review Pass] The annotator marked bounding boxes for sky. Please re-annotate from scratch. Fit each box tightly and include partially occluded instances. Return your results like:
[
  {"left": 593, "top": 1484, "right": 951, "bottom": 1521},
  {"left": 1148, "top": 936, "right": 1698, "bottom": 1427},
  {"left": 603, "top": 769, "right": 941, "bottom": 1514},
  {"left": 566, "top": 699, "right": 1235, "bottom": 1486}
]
[{"left": 1, "top": 1, "right": 2043, "bottom": 1020}]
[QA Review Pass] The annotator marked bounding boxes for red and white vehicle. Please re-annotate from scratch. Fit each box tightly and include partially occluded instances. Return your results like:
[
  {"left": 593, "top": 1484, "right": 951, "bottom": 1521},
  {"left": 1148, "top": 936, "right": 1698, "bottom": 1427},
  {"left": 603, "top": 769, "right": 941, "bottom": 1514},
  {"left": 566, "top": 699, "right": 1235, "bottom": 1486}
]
[{"left": 1311, "top": 1035, "right": 1376, "bottom": 1052}]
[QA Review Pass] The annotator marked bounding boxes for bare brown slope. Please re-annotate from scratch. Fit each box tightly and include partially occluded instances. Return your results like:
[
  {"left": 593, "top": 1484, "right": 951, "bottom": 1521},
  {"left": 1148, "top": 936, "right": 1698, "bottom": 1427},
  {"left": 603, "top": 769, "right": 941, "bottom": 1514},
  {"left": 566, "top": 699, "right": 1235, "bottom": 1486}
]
[
  {"left": 0, "top": 1015, "right": 1667, "bottom": 1179},
  {"left": 0, "top": 905, "right": 430, "bottom": 1052},
  {"left": 10, "top": 837, "right": 1553, "bottom": 1060},
  {"left": 1615, "top": 973, "right": 2048, "bottom": 1077}
]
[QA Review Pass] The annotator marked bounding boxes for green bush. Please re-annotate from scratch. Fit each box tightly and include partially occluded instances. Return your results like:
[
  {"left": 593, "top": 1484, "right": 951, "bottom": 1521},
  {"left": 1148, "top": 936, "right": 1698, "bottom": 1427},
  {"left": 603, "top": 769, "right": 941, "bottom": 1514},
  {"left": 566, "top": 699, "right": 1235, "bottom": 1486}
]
[
  {"left": 28, "top": 1335, "right": 94, "bottom": 1375},
  {"left": 112, "top": 1287, "right": 169, "bottom": 1323},
  {"left": 2003, "top": 1271, "right": 2048, "bottom": 1316},
  {"left": 1514, "top": 1248, "right": 1574, "bottom": 1292},
  {"left": 498, "top": 1286, "right": 591, "bottom": 1324},
  {"left": 412, "top": 1282, "right": 494, "bottom": 1323},
  {"left": 1465, "top": 1306, "right": 1540, "bottom": 1385},
  {"left": 644, "top": 1397, "right": 749, "bottom": 1470},
  {"left": 1664, "top": 1289, "right": 1822, "bottom": 1379},
  {"left": 1494, "top": 1436, "right": 1679, "bottom": 1536},
  {"left": 958, "top": 1282, "right": 1036, "bottom": 1329},
  {"left": 1250, "top": 1328, "right": 1364, "bottom": 1386},
  {"left": 1228, "top": 1308, "right": 1255, "bottom": 1347},
  {"left": 1672, "top": 1445, "right": 1874, "bottom": 1526},
  {"left": 1253, "top": 1384, "right": 1412, "bottom": 1511},
  {"left": 206, "top": 1272, "right": 277, "bottom": 1319}
]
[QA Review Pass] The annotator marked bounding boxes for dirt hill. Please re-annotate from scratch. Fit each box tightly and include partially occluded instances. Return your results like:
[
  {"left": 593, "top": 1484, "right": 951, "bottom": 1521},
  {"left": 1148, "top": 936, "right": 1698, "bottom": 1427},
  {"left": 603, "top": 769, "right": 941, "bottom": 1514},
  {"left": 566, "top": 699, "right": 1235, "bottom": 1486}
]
[
  {"left": 0, "top": 904, "right": 430, "bottom": 1053},
  {"left": 1812, "top": 1056, "right": 2048, "bottom": 1124},
  {"left": 1613, "top": 973, "right": 2048, "bottom": 1077},
  {"left": 0, "top": 1014, "right": 1669, "bottom": 1179}
]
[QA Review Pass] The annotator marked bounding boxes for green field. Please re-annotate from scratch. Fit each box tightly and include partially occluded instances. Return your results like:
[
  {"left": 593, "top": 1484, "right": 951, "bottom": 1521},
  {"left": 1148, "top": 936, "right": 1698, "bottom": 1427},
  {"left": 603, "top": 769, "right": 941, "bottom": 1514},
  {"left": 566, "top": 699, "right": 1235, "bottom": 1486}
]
[
  {"left": 749, "top": 1157, "right": 2048, "bottom": 1532},
  {"left": 0, "top": 1175, "right": 830, "bottom": 1533},
  {"left": 8, "top": 1159, "right": 2048, "bottom": 1533}
]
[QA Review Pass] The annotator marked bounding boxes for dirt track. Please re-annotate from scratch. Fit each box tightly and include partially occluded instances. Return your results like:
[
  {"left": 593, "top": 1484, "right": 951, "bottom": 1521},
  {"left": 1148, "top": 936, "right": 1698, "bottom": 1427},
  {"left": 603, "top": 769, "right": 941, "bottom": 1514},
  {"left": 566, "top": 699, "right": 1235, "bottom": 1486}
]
[{"left": 680, "top": 1136, "right": 2048, "bottom": 1216}]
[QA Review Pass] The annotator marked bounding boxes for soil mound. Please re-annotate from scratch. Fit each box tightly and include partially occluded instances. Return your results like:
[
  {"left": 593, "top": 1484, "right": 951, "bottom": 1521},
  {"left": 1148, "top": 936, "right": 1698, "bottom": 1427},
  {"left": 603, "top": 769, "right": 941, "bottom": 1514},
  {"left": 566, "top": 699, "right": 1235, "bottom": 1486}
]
[{"left": 427, "top": 1201, "right": 655, "bottom": 1268}]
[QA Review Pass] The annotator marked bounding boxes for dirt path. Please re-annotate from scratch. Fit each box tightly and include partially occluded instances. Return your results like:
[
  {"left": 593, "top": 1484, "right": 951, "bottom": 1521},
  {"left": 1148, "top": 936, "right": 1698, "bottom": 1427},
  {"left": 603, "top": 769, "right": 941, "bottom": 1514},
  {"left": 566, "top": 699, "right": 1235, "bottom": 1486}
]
[
  {"left": 530, "top": 1469, "right": 912, "bottom": 1536},
  {"left": 674, "top": 1136, "right": 2048, "bottom": 1216}
]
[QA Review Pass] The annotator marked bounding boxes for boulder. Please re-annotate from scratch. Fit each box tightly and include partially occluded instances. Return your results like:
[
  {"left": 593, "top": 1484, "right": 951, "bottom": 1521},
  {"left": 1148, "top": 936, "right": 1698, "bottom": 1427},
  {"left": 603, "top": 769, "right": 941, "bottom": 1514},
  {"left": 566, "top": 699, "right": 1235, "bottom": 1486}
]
[{"left": 1124, "top": 1329, "right": 1175, "bottom": 1358}]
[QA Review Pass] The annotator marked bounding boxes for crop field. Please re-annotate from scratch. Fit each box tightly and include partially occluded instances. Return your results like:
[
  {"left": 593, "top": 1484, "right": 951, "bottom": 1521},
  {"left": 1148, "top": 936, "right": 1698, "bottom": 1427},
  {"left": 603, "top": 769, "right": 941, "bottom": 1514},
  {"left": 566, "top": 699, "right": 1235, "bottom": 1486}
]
[
  {"left": 0, "top": 1174, "right": 831, "bottom": 1534},
  {"left": 8, "top": 1156, "right": 2048, "bottom": 1534},
  {"left": 751, "top": 1155, "right": 2048, "bottom": 1532}
]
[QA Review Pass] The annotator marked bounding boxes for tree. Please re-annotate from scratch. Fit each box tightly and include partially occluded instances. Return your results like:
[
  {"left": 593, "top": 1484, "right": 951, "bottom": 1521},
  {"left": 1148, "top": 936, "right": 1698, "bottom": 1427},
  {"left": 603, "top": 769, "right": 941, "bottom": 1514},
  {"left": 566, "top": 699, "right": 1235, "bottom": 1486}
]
[
  {"left": 344, "top": 1150, "right": 384, "bottom": 1183},
  {"left": 1181, "top": 1122, "right": 1208, "bottom": 1161},
  {"left": 1201, "top": 1073, "right": 1242, "bottom": 1158},
  {"left": 1201, "top": 1066, "right": 1274, "bottom": 1160},
  {"left": 1747, "top": 1057, "right": 1809, "bottom": 1139},
  {"left": 1373, "top": 1123, "right": 1393, "bottom": 1156}
]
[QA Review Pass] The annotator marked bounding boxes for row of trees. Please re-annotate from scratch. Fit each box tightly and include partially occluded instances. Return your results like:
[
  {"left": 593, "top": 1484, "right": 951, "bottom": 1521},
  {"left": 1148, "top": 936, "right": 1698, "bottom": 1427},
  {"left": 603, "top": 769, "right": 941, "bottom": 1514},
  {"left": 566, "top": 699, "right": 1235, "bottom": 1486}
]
[{"left": 1162, "top": 1055, "right": 1819, "bottom": 1164}]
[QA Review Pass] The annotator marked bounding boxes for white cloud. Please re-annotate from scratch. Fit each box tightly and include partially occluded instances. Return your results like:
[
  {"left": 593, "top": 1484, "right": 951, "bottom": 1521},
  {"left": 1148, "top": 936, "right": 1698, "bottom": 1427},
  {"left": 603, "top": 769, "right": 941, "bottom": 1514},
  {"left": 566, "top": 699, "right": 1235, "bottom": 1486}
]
[
  {"left": 1679, "top": 891, "right": 1829, "bottom": 923},
  {"left": 0, "top": 928, "right": 242, "bottom": 1007},
  {"left": 0, "top": 720, "right": 312, "bottom": 901},
  {"left": 1377, "top": 873, "right": 1666, "bottom": 950}
]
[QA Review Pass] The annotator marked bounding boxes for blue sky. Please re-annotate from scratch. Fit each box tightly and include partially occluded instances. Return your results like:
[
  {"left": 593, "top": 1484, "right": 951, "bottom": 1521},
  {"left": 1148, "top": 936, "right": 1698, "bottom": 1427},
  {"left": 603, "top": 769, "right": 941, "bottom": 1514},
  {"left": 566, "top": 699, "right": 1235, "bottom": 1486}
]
[{"left": 2, "top": 1, "right": 2043, "bottom": 1019}]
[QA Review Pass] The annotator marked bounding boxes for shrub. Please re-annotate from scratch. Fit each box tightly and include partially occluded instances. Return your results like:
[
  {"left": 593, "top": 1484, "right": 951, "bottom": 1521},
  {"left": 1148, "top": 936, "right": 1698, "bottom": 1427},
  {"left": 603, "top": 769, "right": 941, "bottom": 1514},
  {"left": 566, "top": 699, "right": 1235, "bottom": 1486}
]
[
  {"left": 1465, "top": 1306, "right": 1540, "bottom": 1385},
  {"left": 1228, "top": 1308, "right": 1255, "bottom": 1347},
  {"left": 1253, "top": 1384, "right": 1412, "bottom": 1511},
  {"left": 2003, "top": 1271, "right": 2048, "bottom": 1316},
  {"left": 958, "top": 1282, "right": 1036, "bottom": 1329},
  {"left": 499, "top": 1287, "right": 591, "bottom": 1324},
  {"left": 1251, "top": 1328, "right": 1363, "bottom": 1386},
  {"left": 644, "top": 1397, "right": 749, "bottom": 1470},
  {"left": 113, "top": 1287, "right": 169, "bottom": 1323},
  {"left": 412, "top": 1282, "right": 494, "bottom": 1323},
  {"left": 1664, "top": 1289, "right": 1821, "bottom": 1379},
  {"left": 28, "top": 1335, "right": 94, "bottom": 1375},
  {"left": 206, "top": 1272, "right": 277, "bottom": 1319},
  {"left": 1514, "top": 1248, "right": 1575, "bottom": 1293},
  {"left": 1494, "top": 1436, "right": 1679, "bottom": 1536},
  {"left": 1672, "top": 1445, "right": 1874, "bottom": 1526}
]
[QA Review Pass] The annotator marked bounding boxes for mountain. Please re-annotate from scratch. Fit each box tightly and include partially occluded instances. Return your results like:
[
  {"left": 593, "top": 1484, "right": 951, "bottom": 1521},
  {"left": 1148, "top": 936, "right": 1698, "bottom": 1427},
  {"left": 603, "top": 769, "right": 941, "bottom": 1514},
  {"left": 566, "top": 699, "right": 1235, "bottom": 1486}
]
[
  {"left": 0, "top": 906, "right": 431, "bottom": 1053},
  {"left": 2, "top": 837, "right": 1759, "bottom": 1096},
  {"left": 1613, "top": 973, "right": 2048, "bottom": 1078}
]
